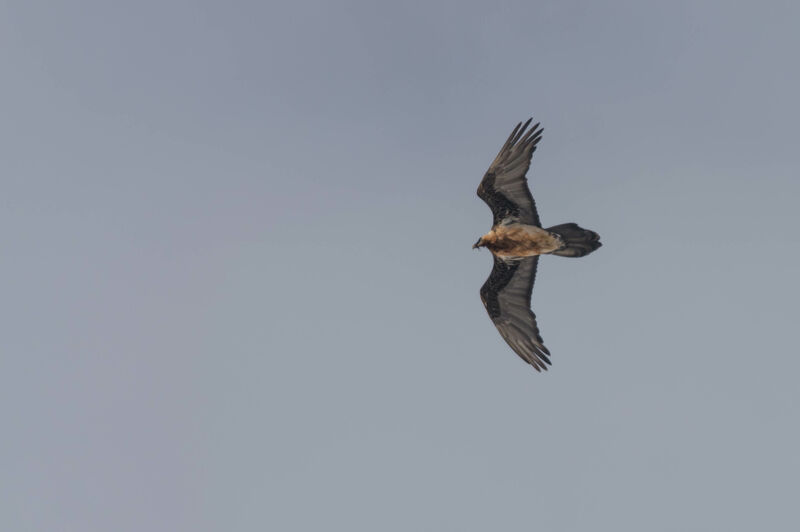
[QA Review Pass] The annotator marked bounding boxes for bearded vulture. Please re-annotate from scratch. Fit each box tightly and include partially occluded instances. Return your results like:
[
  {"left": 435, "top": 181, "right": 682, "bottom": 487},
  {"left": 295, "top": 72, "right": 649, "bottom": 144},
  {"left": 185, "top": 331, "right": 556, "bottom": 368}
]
[{"left": 474, "top": 118, "right": 601, "bottom": 371}]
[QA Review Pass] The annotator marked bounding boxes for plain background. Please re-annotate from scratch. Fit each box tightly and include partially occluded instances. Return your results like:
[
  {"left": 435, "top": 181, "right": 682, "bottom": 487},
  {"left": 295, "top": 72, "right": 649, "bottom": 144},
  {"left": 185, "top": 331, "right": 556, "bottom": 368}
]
[{"left": 2, "top": 1, "right": 799, "bottom": 530}]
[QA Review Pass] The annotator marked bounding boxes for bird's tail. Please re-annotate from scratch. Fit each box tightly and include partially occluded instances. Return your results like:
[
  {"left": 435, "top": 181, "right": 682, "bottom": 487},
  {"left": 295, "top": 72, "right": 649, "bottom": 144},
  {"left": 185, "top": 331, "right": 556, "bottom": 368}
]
[{"left": 546, "top": 223, "right": 602, "bottom": 257}]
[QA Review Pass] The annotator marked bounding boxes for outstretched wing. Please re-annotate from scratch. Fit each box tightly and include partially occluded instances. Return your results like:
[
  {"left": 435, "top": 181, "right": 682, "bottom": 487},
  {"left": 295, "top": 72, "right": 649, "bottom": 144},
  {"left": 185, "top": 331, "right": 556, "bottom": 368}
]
[
  {"left": 480, "top": 255, "right": 551, "bottom": 371},
  {"left": 477, "top": 118, "right": 544, "bottom": 227}
]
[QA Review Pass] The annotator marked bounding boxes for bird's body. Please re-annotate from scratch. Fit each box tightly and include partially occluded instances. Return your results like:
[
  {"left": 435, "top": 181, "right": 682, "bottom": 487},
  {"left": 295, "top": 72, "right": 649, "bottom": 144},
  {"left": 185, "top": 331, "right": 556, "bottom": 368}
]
[
  {"left": 477, "top": 223, "right": 563, "bottom": 258},
  {"left": 475, "top": 118, "right": 601, "bottom": 371}
]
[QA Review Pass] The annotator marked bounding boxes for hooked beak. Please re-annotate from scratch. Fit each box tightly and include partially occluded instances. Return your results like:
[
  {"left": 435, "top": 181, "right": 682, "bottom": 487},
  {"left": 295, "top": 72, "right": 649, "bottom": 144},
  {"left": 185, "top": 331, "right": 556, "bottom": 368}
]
[{"left": 473, "top": 238, "right": 482, "bottom": 249}]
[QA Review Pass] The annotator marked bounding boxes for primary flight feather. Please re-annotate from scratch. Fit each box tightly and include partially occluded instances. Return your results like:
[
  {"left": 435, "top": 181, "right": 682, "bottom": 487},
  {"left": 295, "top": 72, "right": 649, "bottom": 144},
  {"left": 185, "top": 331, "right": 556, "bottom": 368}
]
[{"left": 475, "top": 118, "right": 601, "bottom": 371}]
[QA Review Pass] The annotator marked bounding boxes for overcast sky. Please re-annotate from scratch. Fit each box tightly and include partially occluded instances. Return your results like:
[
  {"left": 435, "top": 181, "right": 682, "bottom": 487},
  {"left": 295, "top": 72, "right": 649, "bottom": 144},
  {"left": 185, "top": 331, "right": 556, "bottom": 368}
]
[{"left": 2, "top": 1, "right": 800, "bottom": 531}]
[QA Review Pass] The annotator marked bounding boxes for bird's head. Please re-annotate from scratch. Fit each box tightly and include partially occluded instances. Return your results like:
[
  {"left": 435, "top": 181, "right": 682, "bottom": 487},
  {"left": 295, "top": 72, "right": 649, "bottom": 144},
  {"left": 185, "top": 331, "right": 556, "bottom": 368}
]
[{"left": 473, "top": 237, "right": 484, "bottom": 249}]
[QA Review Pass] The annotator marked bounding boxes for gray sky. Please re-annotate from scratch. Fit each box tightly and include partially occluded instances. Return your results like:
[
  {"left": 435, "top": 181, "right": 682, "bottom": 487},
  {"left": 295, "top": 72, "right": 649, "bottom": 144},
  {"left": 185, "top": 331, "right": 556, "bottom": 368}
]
[{"left": 2, "top": 1, "right": 800, "bottom": 530}]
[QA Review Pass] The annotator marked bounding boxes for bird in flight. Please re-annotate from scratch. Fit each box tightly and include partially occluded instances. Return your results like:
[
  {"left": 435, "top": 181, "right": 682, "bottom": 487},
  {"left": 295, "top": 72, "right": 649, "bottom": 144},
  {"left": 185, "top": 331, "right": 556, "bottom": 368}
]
[{"left": 475, "top": 118, "right": 601, "bottom": 371}]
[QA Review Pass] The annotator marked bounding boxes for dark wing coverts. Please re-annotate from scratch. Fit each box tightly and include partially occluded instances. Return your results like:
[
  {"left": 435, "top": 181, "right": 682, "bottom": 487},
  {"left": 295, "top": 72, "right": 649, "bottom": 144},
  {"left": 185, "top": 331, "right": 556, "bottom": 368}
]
[
  {"left": 480, "top": 256, "right": 551, "bottom": 371},
  {"left": 477, "top": 118, "right": 543, "bottom": 227}
]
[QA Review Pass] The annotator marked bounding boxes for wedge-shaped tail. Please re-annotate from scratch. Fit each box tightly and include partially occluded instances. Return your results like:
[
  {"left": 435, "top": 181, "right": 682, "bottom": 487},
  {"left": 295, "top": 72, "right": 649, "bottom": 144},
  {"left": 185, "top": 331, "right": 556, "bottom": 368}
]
[{"left": 547, "top": 223, "right": 602, "bottom": 257}]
